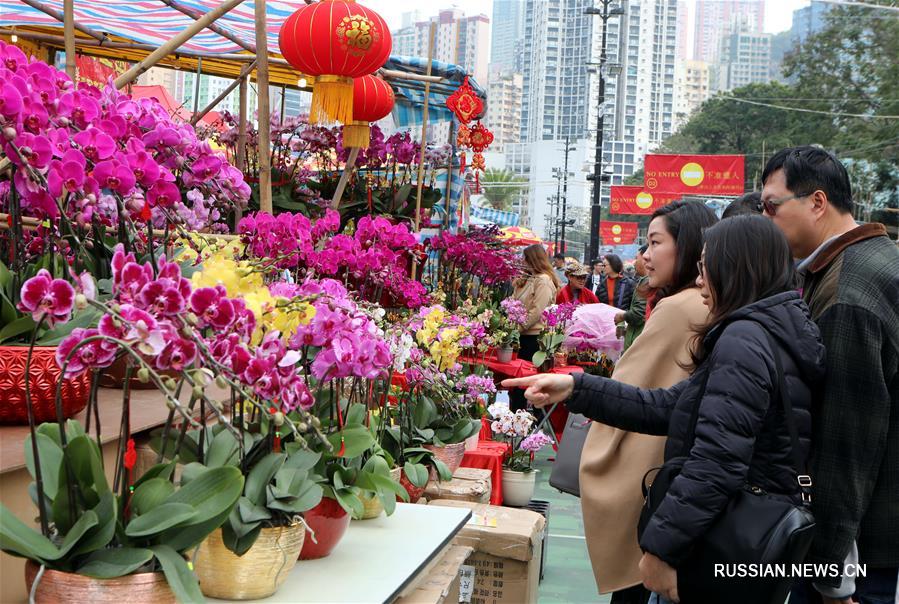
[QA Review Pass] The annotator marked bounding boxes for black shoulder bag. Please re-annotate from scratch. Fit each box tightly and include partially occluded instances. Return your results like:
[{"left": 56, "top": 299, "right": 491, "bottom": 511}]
[{"left": 636, "top": 331, "right": 816, "bottom": 604}]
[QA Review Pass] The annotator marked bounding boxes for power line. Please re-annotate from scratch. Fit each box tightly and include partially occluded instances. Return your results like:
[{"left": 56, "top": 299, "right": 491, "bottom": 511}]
[
  {"left": 720, "top": 97, "right": 899, "bottom": 119},
  {"left": 814, "top": 0, "right": 899, "bottom": 12}
]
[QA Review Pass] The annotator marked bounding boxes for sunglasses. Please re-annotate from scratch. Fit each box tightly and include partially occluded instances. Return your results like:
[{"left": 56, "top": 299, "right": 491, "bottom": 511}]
[{"left": 761, "top": 191, "right": 814, "bottom": 216}]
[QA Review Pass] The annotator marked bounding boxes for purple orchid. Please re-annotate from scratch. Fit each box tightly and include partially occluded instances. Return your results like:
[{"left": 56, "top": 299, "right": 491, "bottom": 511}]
[{"left": 17, "top": 269, "right": 75, "bottom": 326}]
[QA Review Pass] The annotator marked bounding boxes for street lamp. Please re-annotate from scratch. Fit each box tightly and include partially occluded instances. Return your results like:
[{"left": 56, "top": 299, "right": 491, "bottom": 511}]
[{"left": 584, "top": 0, "right": 624, "bottom": 262}]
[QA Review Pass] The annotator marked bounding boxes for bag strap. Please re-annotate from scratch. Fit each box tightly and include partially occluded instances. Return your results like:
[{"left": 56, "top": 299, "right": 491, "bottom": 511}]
[
  {"left": 679, "top": 324, "right": 812, "bottom": 503},
  {"left": 762, "top": 330, "right": 813, "bottom": 504}
]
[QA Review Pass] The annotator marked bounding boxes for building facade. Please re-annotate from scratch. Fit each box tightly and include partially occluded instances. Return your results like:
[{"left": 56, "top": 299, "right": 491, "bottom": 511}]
[
  {"left": 693, "top": 0, "right": 765, "bottom": 64},
  {"left": 717, "top": 30, "right": 772, "bottom": 91},
  {"left": 490, "top": 0, "right": 526, "bottom": 72},
  {"left": 520, "top": 0, "right": 594, "bottom": 143},
  {"left": 486, "top": 68, "right": 523, "bottom": 152},
  {"left": 673, "top": 60, "right": 711, "bottom": 129},
  {"left": 406, "top": 9, "right": 490, "bottom": 85},
  {"left": 790, "top": 1, "right": 834, "bottom": 45}
]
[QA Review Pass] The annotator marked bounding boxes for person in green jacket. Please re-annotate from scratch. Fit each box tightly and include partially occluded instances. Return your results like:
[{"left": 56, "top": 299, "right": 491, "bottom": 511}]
[{"left": 616, "top": 245, "right": 650, "bottom": 351}]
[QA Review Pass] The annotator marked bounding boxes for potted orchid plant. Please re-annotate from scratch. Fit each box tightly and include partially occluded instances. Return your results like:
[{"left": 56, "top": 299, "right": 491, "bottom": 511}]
[
  {"left": 532, "top": 303, "right": 576, "bottom": 371},
  {"left": 488, "top": 403, "right": 554, "bottom": 506},
  {"left": 495, "top": 297, "right": 527, "bottom": 362}
]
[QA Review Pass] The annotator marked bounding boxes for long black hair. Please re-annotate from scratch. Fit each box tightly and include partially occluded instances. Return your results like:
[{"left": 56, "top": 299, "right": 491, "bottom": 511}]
[
  {"left": 649, "top": 201, "right": 718, "bottom": 300},
  {"left": 690, "top": 214, "right": 798, "bottom": 367}
]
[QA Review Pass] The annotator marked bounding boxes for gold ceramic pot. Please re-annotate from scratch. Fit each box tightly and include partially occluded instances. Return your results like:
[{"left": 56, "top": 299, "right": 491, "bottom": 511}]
[
  {"left": 25, "top": 561, "right": 175, "bottom": 604},
  {"left": 193, "top": 521, "right": 305, "bottom": 600},
  {"left": 357, "top": 467, "right": 402, "bottom": 520}
]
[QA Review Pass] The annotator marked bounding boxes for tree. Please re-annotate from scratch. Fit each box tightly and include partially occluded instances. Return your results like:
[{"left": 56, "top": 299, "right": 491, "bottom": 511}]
[
  {"left": 479, "top": 168, "right": 527, "bottom": 212},
  {"left": 663, "top": 81, "right": 826, "bottom": 189}
]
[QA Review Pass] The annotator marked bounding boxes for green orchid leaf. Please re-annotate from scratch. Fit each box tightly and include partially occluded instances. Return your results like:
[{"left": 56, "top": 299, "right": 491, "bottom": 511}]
[
  {"left": 531, "top": 351, "right": 547, "bottom": 368},
  {"left": 244, "top": 453, "right": 286, "bottom": 505},
  {"left": 71, "top": 491, "right": 116, "bottom": 556},
  {"left": 204, "top": 429, "right": 240, "bottom": 468},
  {"left": 403, "top": 462, "right": 428, "bottom": 488},
  {"left": 0, "top": 503, "right": 60, "bottom": 561},
  {"left": 326, "top": 426, "right": 375, "bottom": 459},
  {"left": 125, "top": 503, "right": 196, "bottom": 538},
  {"left": 78, "top": 547, "right": 154, "bottom": 579},
  {"left": 236, "top": 496, "right": 271, "bottom": 524},
  {"left": 0, "top": 316, "right": 37, "bottom": 344},
  {"left": 434, "top": 459, "right": 453, "bottom": 482},
  {"left": 130, "top": 478, "right": 176, "bottom": 517},
  {"left": 151, "top": 544, "right": 204, "bottom": 604},
  {"left": 25, "top": 433, "right": 63, "bottom": 501},
  {"left": 165, "top": 465, "right": 244, "bottom": 523}
]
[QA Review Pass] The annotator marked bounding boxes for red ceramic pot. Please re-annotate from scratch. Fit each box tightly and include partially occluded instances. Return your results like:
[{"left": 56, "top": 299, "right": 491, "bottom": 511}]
[
  {"left": 299, "top": 497, "right": 351, "bottom": 560},
  {"left": 397, "top": 470, "right": 426, "bottom": 503},
  {"left": 0, "top": 345, "right": 90, "bottom": 425}
]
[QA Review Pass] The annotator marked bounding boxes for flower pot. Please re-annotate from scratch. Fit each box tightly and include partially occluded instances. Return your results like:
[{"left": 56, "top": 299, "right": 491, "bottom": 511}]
[
  {"left": 502, "top": 469, "right": 537, "bottom": 507},
  {"left": 398, "top": 470, "right": 426, "bottom": 503},
  {"left": 538, "top": 357, "right": 555, "bottom": 372},
  {"left": 0, "top": 345, "right": 91, "bottom": 425},
  {"left": 554, "top": 352, "right": 569, "bottom": 367},
  {"left": 496, "top": 347, "right": 514, "bottom": 363},
  {"left": 193, "top": 522, "right": 305, "bottom": 600},
  {"left": 464, "top": 433, "right": 480, "bottom": 451},
  {"left": 25, "top": 560, "right": 175, "bottom": 604},
  {"left": 423, "top": 442, "right": 466, "bottom": 480},
  {"left": 358, "top": 467, "right": 401, "bottom": 520},
  {"left": 299, "top": 496, "right": 350, "bottom": 560}
]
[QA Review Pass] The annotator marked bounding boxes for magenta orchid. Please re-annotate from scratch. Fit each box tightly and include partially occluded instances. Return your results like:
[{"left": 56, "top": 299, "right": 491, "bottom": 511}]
[{"left": 17, "top": 269, "right": 75, "bottom": 327}]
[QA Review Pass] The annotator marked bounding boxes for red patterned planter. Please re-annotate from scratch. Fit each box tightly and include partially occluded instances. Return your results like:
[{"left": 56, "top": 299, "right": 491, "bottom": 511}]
[
  {"left": 397, "top": 470, "right": 426, "bottom": 503},
  {"left": 299, "top": 497, "right": 351, "bottom": 560},
  {"left": 0, "top": 345, "right": 91, "bottom": 425}
]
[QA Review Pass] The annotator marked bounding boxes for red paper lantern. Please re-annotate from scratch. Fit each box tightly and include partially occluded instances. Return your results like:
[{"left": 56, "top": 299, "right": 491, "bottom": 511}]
[
  {"left": 343, "top": 75, "right": 395, "bottom": 149},
  {"left": 280, "top": 0, "right": 392, "bottom": 124}
]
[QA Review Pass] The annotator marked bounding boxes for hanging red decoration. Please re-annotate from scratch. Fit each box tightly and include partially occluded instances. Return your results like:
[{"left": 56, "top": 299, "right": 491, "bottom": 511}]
[
  {"left": 343, "top": 74, "right": 395, "bottom": 149},
  {"left": 279, "top": 0, "right": 392, "bottom": 125},
  {"left": 445, "top": 77, "right": 484, "bottom": 124},
  {"left": 456, "top": 124, "right": 471, "bottom": 148},
  {"left": 471, "top": 152, "right": 486, "bottom": 171},
  {"left": 468, "top": 123, "right": 494, "bottom": 153}
]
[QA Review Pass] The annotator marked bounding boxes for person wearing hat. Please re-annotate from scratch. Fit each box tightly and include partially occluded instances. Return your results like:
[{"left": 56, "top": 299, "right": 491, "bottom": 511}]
[{"left": 556, "top": 262, "right": 600, "bottom": 306}]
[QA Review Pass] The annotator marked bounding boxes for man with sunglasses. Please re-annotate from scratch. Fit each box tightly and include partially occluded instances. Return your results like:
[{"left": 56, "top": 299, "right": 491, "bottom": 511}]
[{"left": 761, "top": 146, "right": 899, "bottom": 604}]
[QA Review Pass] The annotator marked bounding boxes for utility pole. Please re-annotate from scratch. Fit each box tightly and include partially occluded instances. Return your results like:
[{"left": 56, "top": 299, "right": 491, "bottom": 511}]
[
  {"left": 585, "top": 1, "right": 625, "bottom": 262},
  {"left": 560, "top": 137, "right": 576, "bottom": 253},
  {"left": 551, "top": 168, "right": 563, "bottom": 249}
]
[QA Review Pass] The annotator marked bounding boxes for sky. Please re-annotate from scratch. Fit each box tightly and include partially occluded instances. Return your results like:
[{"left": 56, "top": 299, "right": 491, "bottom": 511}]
[{"left": 369, "top": 0, "right": 814, "bottom": 42}]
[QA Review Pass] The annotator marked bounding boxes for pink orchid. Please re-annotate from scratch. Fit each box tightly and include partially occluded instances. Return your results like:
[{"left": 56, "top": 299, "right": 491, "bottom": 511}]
[
  {"left": 18, "top": 269, "right": 75, "bottom": 326},
  {"left": 137, "top": 280, "right": 186, "bottom": 316},
  {"left": 98, "top": 305, "right": 166, "bottom": 355},
  {"left": 55, "top": 327, "right": 118, "bottom": 376},
  {"left": 190, "top": 286, "right": 236, "bottom": 330},
  {"left": 157, "top": 337, "right": 197, "bottom": 372},
  {"left": 93, "top": 159, "right": 136, "bottom": 194},
  {"left": 147, "top": 180, "right": 180, "bottom": 208},
  {"left": 73, "top": 128, "right": 116, "bottom": 162}
]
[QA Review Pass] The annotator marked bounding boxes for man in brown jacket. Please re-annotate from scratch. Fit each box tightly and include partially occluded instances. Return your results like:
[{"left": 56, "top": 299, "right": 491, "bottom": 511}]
[{"left": 762, "top": 146, "right": 899, "bottom": 604}]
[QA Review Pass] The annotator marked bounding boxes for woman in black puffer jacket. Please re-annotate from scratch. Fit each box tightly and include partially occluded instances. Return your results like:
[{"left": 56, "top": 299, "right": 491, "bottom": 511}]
[{"left": 504, "top": 215, "right": 826, "bottom": 604}]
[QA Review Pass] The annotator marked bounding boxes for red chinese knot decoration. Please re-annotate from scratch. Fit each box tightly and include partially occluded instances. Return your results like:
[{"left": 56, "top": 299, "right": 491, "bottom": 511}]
[
  {"left": 279, "top": 0, "right": 392, "bottom": 125},
  {"left": 445, "top": 77, "right": 484, "bottom": 124},
  {"left": 343, "top": 74, "right": 395, "bottom": 149}
]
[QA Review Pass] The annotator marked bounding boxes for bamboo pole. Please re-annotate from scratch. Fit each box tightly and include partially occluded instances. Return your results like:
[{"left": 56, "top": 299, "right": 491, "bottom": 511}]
[
  {"left": 235, "top": 75, "right": 248, "bottom": 223},
  {"left": 411, "top": 22, "right": 436, "bottom": 281},
  {"left": 332, "top": 148, "right": 360, "bottom": 209},
  {"left": 63, "top": 0, "right": 75, "bottom": 80},
  {"left": 113, "top": 0, "right": 248, "bottom": 89},
  {"left": 192, "top": 57, "right": 203, "bottom": 113},
  {"left": 17, "top": 0, "right": 109, "bottom": 43},
  {"left": 413, "top": 23, "right": 436, "bottom": 234},
  {"left": 254, "top": 0, "right": 272, "bottom": 214},
  {"left": 378, "top": 68, "right": 443, "bottom": 84},
  {"left": 159, "top": 0, "right": 256, "bottom": 53},
  {"left": 443, "top": 121, "right": 455, "bottom": 230},
  {"left": 190, "top": 60, "right": 257, "bottom": 125}
]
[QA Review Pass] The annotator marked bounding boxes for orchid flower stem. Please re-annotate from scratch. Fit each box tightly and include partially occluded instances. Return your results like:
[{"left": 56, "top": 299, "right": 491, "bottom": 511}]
[
  {"left": 112, "top": 363, "right": 133, "bottom": 496},
  {"left": 23, "top": 314, "right": 50, "bottom": 537}
]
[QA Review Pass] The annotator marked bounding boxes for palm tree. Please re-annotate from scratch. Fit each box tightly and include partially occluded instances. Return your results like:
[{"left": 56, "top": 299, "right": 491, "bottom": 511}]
[{"left": 479, "top": 168, "right": 527, "bottom": 212}]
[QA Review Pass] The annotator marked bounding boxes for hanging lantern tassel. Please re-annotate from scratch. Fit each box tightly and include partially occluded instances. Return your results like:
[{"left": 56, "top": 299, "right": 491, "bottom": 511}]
[
  {"left": 310, "top": 75, "right": 355, "bottom": 125},
  {"left": 343, "top": 121, "right": 372, "bottom": 149},
  {"left": 475, "top": 171, "right": 479, "bottom": 193}
]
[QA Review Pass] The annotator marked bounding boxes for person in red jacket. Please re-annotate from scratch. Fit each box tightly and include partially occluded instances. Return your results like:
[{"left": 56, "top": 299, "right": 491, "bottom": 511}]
[{"left": 556, "top": 262, "right": 600, "bottom": 305}]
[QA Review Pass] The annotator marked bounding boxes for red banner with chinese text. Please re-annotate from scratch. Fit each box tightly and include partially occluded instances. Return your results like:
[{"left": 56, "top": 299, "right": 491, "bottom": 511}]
[
  {"left": 600, "top": 221, "right": 639, "bottom": 245},
  {"left": 610, "top": 186, "right": 682, "bottom": 215},
  {"left": 644, "top": 154, "right": 745, "bottom": 196},
  {"left": 75, "top": 55, "right": 128, "bottom": 88}
]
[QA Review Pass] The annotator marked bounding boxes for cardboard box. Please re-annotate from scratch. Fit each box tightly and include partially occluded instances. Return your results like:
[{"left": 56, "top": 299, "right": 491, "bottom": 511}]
[
  {"left": 429, "top": 500, "right": 545, "bottom": 604},
  {"left": 425, "top": 467, "right": 492, "bottom": 504},
  {"left": 395, "top": 545, "right": 474, "bottom": 604}
]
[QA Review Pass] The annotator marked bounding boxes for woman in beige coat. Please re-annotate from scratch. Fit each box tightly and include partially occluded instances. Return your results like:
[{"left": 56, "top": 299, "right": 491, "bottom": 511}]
[
  {"left": 510, "top": 244, "right": 560, "bottom": 410},
  {"left": 581, "top": 201, "right": 717, "bottom": 603}
]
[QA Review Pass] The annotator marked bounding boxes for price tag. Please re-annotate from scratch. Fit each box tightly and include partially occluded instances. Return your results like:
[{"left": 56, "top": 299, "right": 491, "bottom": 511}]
[
  {"left": 459, "top": 565, "right": 475, "bottom": 603},
  {"left": 468, "top": 513, "right": 497, "bottom": 527}
]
